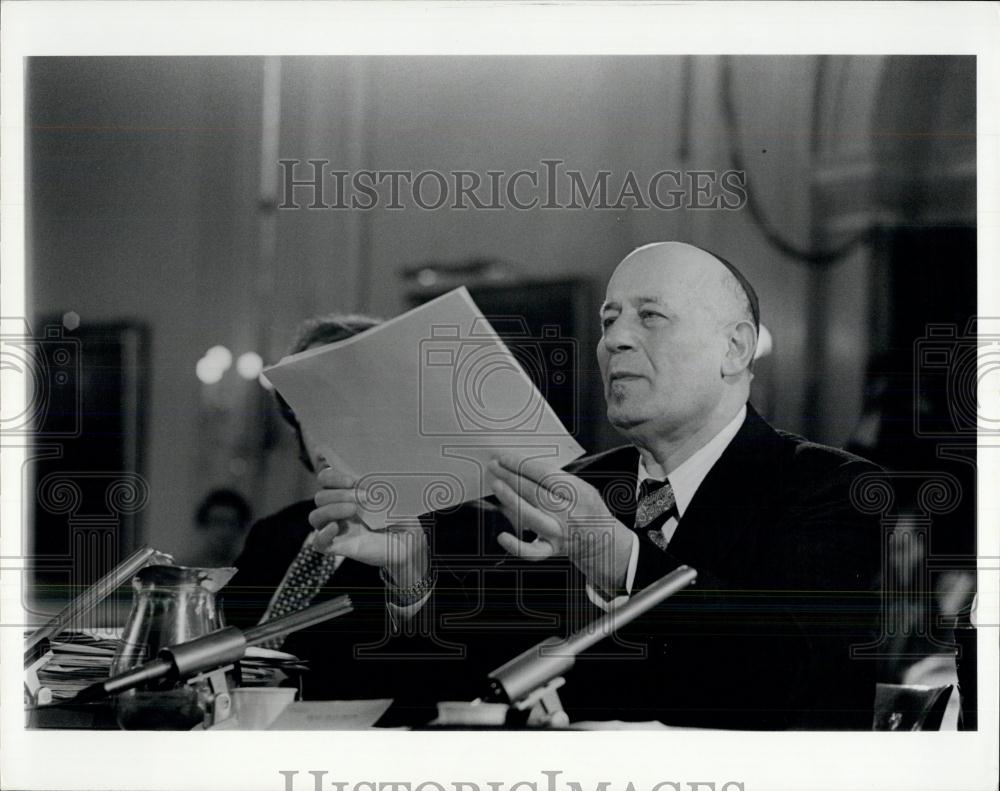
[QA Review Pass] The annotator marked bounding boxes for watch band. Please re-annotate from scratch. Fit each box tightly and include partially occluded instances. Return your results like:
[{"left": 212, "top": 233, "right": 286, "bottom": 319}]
[{"left": 379, "top": 567, "right": 437, "bottom": 606}]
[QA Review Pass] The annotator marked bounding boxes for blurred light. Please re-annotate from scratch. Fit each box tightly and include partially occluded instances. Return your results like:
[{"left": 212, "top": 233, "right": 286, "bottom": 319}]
[
  {"left": 196, "top": 356, "right": 225, "bottom": 385},
  {"left": 62, "top": 311, "right": 80, "bottom": 331},
  {"left": 205, "top": 345, "right": 233, "bottom": 371},
  {"left": 754, "top": 324, "right": 773, "bottom": 360},
  {"left": 228, "top": 457, "right": 249, "bottom": 477},
  {"left": 416, "top": 268, "right": 438, "bottom": 287},
  {"left": 258, "top": 373, "right": 275, "bottom": 390},
  {"left": 236, "top": 351, "right": 264, "bottom": 380}
]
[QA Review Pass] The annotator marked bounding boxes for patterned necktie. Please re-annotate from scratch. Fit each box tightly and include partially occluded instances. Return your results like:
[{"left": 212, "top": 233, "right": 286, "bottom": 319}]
[
  {"left": 634, "top": 478, "right": 678, "bottom": 552},
  {"left": 257, "top": 543, "right": 340, "bottom": 649}
]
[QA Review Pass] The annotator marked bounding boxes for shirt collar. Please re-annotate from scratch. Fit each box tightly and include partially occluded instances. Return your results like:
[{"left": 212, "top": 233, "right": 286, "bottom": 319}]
[{"left": 636, "top": 405, "right": 747, "bottom": 518}]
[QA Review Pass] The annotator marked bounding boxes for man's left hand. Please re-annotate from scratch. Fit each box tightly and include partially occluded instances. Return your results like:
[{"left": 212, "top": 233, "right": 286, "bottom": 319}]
[
  {"left": 487, "top": 455, "right": 633, "bottom": 593},
  {"left": 310, "top": 468, "right": 429, "bottom": 590}
]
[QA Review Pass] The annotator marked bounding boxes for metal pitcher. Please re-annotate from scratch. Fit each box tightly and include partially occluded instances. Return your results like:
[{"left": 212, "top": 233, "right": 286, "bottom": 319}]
[{"left": 111, "top": 564, "right": 236, "bottom": 729}]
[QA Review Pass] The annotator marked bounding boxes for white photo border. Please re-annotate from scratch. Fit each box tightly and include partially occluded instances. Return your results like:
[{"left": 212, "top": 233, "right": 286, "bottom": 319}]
[{"left": 2, "top": 3, "right": 998, "bottom": 791}]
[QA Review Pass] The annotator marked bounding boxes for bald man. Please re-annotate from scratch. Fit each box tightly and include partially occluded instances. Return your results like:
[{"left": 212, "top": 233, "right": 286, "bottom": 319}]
[
  {"left": 483, "top": 242, "right": 881, "bottom": 728},
  {"left": 314, "top": 242, "right": 882, "bottom": 728}
]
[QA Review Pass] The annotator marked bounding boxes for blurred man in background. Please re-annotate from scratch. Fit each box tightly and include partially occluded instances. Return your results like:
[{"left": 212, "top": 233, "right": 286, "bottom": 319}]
[{"left": 186, "top": 488, "right": 252, "bottom": 568}]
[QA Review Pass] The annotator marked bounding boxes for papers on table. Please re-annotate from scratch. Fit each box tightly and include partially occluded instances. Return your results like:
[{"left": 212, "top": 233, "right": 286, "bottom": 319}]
[
  {"left": 267, "top": 699, "right": 394, "bottom": 730},
  {"left": 263, "top": 287, "right": 585, "bottom": 529},
  {"left": 36, "top": 631, "right": 120, "bottom": 700},
  {"left": 30, "top": 630, "right": 307, "bottom": 700}
]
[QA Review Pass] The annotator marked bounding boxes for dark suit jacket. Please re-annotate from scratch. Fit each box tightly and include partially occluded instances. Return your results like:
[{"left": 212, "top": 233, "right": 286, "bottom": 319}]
[
  {"left": 571, "top": 406, "right": 881, "bottom": 728},
  {"left": 427, "top": 405, "right": 883, "bottom": 729}
]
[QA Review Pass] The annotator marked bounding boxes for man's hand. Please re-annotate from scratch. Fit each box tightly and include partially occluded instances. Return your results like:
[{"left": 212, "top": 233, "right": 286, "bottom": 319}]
[
  {"left": 309, "top": 468, "right": 429, "bottom": 589},
  {"left": 486, "top": 455, "right": 634, "bottom": 594}
]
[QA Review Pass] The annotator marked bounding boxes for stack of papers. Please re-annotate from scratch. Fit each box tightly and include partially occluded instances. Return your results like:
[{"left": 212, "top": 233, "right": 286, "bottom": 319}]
[
  {"left": 31, "top": 631, "right": 307, "bottom": 698},
  {"left": 36, "top": 631, "right": 120, "bottom": 700}
]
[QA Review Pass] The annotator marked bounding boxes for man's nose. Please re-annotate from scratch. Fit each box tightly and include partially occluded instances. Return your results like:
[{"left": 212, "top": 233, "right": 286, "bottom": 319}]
[{"left": 602, "top": 318, "right": 636, "bottom": 352}]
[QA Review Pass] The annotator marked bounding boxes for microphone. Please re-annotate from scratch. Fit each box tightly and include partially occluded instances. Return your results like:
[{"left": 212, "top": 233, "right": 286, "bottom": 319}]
[
  {"left": 24, "top": 546, "right": 173, "bottom": 665},
  {"left": 70, "top": 594, "right": 352, "bottom": 703},
  {"left": 483, "top": 565, "right": 697, "bottom": 706}
]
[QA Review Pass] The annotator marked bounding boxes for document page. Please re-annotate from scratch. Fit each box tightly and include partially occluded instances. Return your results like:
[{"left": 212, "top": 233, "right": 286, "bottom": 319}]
[{"left": 263, "top": 287, "right": 585, "bottom": 528}]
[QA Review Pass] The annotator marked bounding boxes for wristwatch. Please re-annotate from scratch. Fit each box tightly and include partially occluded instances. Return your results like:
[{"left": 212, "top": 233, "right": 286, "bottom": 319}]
[{"left": 379, "top": 566, "right": 437, "bottom": 606}]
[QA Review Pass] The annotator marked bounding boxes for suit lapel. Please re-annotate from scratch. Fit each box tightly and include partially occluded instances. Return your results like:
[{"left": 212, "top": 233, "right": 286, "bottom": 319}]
[
  {"left": 574, "top": 445, "right": 641, "bottom": 525},
  {"left": 656, "top": 407, "right": 782, "bottom": 580}
]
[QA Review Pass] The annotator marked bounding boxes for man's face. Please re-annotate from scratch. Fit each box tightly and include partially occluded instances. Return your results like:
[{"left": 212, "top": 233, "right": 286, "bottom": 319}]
[
  {"left": 300, "top": 425, "right": 329, "bottom": 473},
  {"left": 203, "top": 504, "right": 243, "bottom": 534},
  {"left": 295, "top": 338, "right": 342, "bottom": 474},
  {"left": 597, "top": 246, "right": 730, "bottom": 439}
]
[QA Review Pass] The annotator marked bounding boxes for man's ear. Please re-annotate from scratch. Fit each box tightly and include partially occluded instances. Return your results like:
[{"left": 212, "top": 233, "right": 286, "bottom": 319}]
[{"left": 721, "top": 320, "right": 757, "bottom": 377}]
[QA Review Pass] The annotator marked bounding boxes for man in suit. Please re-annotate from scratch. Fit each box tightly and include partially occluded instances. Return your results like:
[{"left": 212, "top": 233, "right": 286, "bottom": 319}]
[
  {"left": 224, "top": 315, "right": 447, "bottom": 705},
  {"left": 482, "top": 241, "right": 882, "bottom": 727},
  {"left": 312, "top": 241, "right": 882, "bottom": 727}
]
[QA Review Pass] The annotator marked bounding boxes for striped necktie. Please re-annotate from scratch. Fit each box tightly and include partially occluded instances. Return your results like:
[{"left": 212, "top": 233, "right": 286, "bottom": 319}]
[{"left": 634, "top": 478, "right": 678, "bottom": 551}]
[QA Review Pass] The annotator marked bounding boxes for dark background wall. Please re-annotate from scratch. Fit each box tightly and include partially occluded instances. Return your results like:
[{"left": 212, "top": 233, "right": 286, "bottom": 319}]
[{"left": 27, "top": 56, "right": 975, "bottom": 568}]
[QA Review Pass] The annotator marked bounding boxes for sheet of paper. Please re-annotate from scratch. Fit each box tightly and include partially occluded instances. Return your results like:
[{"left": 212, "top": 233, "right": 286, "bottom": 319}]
[
  {"left": 266, "top": 699, "right": 394, "bottom": 730},
  {"left": 263, "top": 287, "right": 585, "bottom": 529}
]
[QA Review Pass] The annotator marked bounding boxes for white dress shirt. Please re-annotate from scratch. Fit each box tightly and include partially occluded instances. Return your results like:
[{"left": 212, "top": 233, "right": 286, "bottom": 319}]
[{"left": 587, "top": 405, "right": 747, "bottom": 610}]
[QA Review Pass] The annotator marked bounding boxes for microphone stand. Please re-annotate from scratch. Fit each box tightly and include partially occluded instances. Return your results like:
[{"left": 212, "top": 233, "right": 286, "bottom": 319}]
[
  {"left": 23, "top": 546, "right": 174, "bottom": 707},
  {"left": 24, "top": 546, "right": 174, "bottom": 665},
  {"left": 56, "top": 595, "right": 352, "bottom": 727},
  {"left": 481, "top": 565, "right": 697, "bottom": 726}
]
